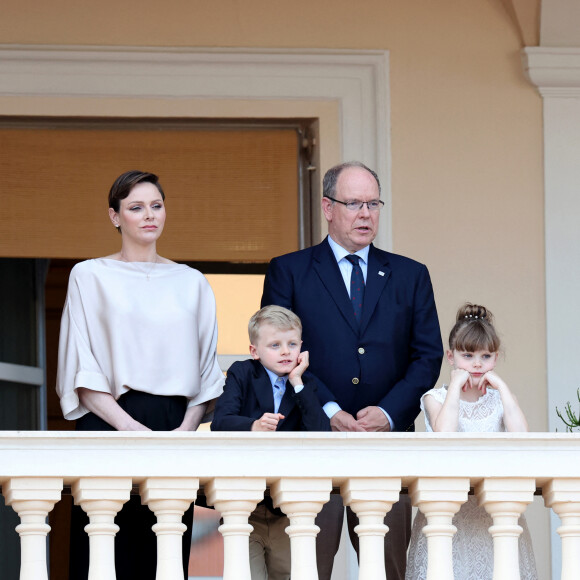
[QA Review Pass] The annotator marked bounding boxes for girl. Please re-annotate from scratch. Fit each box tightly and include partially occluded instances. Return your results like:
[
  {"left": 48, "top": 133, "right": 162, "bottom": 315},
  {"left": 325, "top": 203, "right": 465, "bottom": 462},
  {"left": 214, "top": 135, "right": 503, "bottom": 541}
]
[{"left": 405, "top": 303, "right": 537, "bottom": 580}]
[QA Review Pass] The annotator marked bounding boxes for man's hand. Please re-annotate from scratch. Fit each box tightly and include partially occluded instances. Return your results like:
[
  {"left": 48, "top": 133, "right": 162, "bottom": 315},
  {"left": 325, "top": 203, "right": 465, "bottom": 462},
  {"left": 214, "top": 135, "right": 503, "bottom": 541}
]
[
  {"left": 356, "top": 406, "right": 391, "bottom": 432},
  {"left": 330, "top": 410, "right": 366, "bottom": 432},
  {"left": 251, "top": 413, "right": 285, "bottom": 432}
]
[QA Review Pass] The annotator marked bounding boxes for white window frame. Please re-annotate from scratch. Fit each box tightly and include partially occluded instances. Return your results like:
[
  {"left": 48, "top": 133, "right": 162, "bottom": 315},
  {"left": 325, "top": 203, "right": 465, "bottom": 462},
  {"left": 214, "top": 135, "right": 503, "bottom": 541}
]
[{"left": 0, "top": 45, "right": 392, "bottom": 250}]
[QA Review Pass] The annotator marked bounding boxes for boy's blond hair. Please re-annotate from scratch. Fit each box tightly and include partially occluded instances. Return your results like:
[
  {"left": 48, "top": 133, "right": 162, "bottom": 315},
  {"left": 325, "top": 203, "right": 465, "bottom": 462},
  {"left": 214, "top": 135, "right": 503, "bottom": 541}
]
[{"left": 248, "top": 305, "right": 302, "bottom": 344}]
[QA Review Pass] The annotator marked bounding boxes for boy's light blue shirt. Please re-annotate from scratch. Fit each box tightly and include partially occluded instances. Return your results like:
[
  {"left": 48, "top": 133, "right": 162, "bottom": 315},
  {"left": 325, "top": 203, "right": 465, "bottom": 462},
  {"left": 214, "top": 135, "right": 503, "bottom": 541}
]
[{"left": 262, "top": 366, "right": 303, "bottom": 413}]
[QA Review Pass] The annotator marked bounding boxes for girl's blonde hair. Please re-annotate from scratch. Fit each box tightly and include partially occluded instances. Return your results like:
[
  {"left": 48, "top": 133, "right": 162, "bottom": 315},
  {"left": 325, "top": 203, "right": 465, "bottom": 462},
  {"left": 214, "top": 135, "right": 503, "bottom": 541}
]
[{"left": 448, "top": 303, "right": 500, "bottom": 353}]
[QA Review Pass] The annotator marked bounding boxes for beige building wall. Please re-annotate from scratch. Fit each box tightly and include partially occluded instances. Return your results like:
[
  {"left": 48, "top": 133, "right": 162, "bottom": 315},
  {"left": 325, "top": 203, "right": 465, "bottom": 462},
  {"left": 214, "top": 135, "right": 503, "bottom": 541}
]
[
  {"left": 1, "top": 0, "right": 550, "bottom": 576},
  {"left": 2, "top": 0, "right": 546, "bottom": 427}
]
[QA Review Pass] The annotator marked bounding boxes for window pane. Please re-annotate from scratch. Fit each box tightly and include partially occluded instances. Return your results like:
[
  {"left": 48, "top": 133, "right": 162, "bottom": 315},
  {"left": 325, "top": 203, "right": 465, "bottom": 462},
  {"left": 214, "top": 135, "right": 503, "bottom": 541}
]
[
  {"left": 0, "top": 380, "right": 39, "bottom": 430},
  {"left": 0, "top": 259, "right": 38, "bottom": 367}
]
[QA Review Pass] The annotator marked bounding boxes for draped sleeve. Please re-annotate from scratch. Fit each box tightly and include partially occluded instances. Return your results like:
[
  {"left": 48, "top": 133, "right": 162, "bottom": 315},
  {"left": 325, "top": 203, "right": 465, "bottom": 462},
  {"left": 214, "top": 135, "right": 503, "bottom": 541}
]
[
  {"left": 186, "top": 274, "right": 226, "bottom": 420},
  {"left": 56, "top": 264, "right": 113, "bottom": 420},
  {"left": 56, "top": 259, "right": 225, "bottom": 422}
]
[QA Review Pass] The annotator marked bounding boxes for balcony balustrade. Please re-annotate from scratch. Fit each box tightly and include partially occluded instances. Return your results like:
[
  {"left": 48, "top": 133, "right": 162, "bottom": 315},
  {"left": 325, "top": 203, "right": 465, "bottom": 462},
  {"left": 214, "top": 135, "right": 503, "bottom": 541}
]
[{"left": 1, "top": 431, "right": 579, "bottom": 580}]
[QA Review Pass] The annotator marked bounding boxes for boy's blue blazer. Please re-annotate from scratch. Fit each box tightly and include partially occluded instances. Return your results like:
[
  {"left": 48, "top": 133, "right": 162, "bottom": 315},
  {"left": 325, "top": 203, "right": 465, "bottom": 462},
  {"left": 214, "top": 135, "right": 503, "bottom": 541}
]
[{"left": 211, "top": 358, "right": 331, "bottom": 432}]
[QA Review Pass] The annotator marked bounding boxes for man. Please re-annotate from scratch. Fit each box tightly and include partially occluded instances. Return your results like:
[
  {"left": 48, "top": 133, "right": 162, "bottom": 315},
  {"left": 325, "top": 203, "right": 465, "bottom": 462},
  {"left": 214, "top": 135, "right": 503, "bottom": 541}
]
[{"left": 261, "top": 161, "right": 443, "bottom": 580}]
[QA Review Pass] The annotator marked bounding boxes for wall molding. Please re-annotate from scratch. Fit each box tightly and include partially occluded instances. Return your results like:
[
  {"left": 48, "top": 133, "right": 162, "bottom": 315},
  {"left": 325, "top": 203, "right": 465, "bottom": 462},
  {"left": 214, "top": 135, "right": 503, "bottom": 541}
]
[
  {"left": 0, "top": 45, "right": 392, "bottom": 248},
  {"left": 522, "top": 47, "right": 580, "bottom": 96},
  {"left": 522, "top": 44, "right": 580, "bottom": 580}
]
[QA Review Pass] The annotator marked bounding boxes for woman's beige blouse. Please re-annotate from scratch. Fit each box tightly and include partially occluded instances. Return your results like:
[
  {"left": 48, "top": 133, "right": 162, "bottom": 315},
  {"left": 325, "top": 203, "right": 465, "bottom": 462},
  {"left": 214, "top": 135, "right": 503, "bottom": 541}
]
[{"left": 57, "top": 258, "right": 225, "bottom": 420}]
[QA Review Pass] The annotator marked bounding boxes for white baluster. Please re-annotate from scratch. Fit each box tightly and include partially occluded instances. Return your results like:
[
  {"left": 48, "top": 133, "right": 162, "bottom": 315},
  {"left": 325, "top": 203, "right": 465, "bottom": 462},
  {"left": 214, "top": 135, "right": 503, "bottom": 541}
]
[
  {"left": 3, "top": 477, "right": 63, "bottom": 580},
  {"left": 270, "top": 477, "right": 332, "bottom": 580},
  {"left": 341, "top": 477, "right": 401, "bottom": 580},
  {"left": 140, "top": 477, "right": 199, "bottom": 580},
  {"left": 409, "top": 477, "right": 469, "bottom": 580},
  {"left": 72, "top": 477, "right": 132, "bottom": 580},
  {"left": 475, "top": 477, "right": 535, "bottom": 580},
  {"left": 543, "top": 478, "right": 580, "bottom": 580},
  {"left": 204, "top": 477, "right": 266, "bottom": 580}
]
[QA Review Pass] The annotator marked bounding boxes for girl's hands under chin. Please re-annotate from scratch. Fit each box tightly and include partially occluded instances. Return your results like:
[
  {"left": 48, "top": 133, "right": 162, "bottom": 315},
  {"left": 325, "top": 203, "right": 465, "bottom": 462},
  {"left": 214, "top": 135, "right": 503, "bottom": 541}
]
[
  {"left": 449, "top": 368, "right": 472, "bottom": 392},
  {"left": 478, "top": 370, "right": 502, "bottom": 395}
]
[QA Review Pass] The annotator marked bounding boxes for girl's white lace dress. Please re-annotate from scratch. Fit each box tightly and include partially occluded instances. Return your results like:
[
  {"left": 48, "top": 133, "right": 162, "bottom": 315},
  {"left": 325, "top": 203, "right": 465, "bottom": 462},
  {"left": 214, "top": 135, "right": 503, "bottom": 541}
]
[{"left": 405, "top": 386, "right": 538, "bottom": 580}]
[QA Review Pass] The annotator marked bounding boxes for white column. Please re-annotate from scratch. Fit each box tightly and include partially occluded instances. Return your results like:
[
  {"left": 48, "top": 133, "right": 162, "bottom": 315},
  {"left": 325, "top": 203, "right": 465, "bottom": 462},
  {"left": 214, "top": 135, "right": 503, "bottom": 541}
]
[
  {"left": 475, "top": 478, "right": 535, "bottom": 580},
  {"left": 204, "top": 477, "right": 266, "bottom": 580},
  {"left": 522, "top": 43, "right": 580, "bottom": 580},
  {"left": 341, "top": 477, "right": 401, "bottom": 580},
  {"left": 3, "top": 477, "right": 63, "bottom": 580},
  {"left": 522, "top": 47, "right": 580, "bottom": 436},
  {"left": 543, "top": 478, "right": 580, "bottom": 580},
  {"left": 408, "top": 477, "right": 469, "bottom": 580},
  {"left": 72, "top": 477, "right": 132, "bottom": 580},
  {"left": 140, "top": 477, "right": 199, "bottom": 580},
  {"left": 270, "top": 477, "right": 332, "bottom": 580}
]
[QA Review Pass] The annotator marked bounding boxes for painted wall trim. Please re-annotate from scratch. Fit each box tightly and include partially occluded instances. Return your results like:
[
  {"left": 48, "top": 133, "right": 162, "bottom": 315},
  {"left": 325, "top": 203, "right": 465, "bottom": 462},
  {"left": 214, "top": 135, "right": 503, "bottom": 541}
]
[
  {"left": 522, "top": 47, "right": 580, "bottom": 96},
  {"left": 522, "top": 44, "right": 580, "bottom": 580},
  {"left": 0, "top": 45, "right": 392, "bottom": 250}
]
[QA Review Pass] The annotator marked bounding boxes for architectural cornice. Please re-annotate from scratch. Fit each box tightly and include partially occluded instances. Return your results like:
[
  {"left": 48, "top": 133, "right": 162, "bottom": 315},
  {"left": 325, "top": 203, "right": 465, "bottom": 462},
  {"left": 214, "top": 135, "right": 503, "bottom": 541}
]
[
  {"left": 0, "top": 44, "right": 392, "bottom": 249},
  {"left": 0, "top": 44, "right": 387, "bottom": 101},
  {"left": 522, "top": 47, "right": 580, "bottom": 96}
]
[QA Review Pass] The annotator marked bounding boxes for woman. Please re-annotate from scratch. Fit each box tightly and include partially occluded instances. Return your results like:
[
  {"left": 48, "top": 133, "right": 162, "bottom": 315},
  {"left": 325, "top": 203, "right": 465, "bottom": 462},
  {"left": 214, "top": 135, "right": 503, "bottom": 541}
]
[{"left": 57, "top": 170, "right": 225, "bottom": 579}]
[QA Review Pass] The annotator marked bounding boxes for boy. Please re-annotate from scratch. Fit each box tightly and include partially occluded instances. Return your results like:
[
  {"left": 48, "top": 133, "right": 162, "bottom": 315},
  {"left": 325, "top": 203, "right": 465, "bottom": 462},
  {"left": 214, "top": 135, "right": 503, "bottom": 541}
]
[{"left": 211, "top": 305, "right": 330, "bottom": 580}]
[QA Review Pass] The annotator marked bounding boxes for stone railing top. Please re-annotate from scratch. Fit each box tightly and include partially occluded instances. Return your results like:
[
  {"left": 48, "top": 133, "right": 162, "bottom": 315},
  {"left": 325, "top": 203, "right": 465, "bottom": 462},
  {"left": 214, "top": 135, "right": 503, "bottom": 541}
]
[{"left": 1, "top": 432, "right": 579, "bottom": 486}]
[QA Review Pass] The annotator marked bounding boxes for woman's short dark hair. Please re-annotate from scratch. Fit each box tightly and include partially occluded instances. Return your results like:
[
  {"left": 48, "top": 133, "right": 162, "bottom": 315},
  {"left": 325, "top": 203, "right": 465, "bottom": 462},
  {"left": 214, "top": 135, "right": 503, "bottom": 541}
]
[{"left": 108, "top": 170, "right": 165, "bottom": 212}]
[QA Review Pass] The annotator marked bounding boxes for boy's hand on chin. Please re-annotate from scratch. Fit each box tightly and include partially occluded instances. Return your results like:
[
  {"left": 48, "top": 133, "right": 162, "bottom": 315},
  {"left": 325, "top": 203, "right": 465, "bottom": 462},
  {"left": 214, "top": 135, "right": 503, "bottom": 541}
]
[{"left": 289, "top": 351, "right": 309, "bottom": 384}]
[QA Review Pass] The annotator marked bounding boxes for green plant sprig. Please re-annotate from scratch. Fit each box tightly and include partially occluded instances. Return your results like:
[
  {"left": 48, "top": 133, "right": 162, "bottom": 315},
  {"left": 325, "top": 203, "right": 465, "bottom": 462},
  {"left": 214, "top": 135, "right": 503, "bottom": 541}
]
[{"left": 556, "top": 388, "right": 580, "bottom": 432}]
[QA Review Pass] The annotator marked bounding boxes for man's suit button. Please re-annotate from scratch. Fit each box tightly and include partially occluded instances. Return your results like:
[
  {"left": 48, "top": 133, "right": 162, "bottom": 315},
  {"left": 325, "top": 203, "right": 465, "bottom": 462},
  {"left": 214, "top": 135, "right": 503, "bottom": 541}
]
[
  {"left": 352, "top": 377, "right": 360, "bottom": 384},
  {"left": 358, "top": 347, "right": 365, "bottom": 354}
]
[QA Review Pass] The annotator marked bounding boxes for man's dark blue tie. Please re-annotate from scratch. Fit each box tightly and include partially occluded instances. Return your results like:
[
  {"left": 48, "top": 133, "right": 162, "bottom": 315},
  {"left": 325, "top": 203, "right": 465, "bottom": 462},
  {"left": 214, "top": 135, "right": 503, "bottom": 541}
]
[{"left": 345, "top": 254, "right": 365, "bottom": 325}]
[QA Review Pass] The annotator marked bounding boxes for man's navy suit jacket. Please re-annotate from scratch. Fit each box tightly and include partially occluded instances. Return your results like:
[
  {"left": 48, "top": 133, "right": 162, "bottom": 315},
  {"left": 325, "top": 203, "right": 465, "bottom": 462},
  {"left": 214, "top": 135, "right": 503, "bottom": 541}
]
[
  {"left": 211, "top": 358, "right": 330, "bottom": 432},
  {"left": 261, "top": 238, "right": 443, "bottom": 432}
]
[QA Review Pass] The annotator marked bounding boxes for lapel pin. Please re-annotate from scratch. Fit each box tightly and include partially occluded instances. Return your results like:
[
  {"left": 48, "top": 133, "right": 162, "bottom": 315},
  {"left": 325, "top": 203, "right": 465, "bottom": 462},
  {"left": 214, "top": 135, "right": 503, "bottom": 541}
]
[{"left": 378, "top": 271, "right": 385, "bottom": 276}]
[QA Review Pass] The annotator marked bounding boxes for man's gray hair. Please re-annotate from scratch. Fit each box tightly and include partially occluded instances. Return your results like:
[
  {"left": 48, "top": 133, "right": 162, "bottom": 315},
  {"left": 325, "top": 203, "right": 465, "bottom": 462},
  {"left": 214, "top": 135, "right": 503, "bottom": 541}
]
[{"left": 322, "top": 161, "right": 381, "bottom": 199}]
